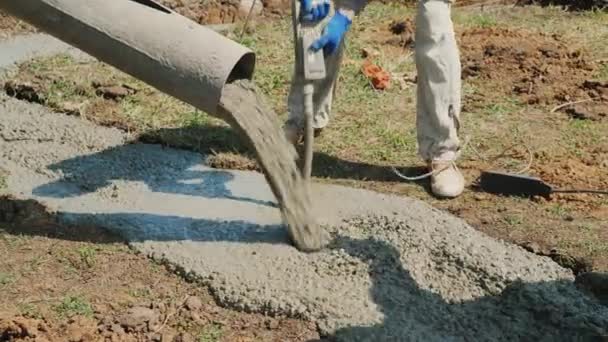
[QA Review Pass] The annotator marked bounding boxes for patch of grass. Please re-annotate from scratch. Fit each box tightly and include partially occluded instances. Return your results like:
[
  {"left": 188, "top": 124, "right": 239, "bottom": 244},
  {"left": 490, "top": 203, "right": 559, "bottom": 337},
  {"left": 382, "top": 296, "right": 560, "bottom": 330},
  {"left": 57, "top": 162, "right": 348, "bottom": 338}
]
[
  {"left": 128, "top": 287, "right": 152, "bottom": 298},
  {"left": 26, "top": 53, "right": 72, "bottom": 73},
  {"left": 18, "top": 303, "right": 42, "bottom": 319},
  {"left": 77, "top": 246, "right": 97, "bottom": 267},
  {"left": 53, "top": 295, "right": 94, "bottom": 318},
  {"left": 598, "top": 63, "right": 608, "bottom": 81},
  {"left": 24, "top": 255, "right": 45, "bottom": 274},
  {"left": 235, "top": 34, "right": 258, "bottom": 50},
  {"left": 548, "top": 204, "right": 569, "bottom": 218},
  {"left": 0, "top": 233, "right": 27, "bottom": 248},
  {"left": 459, "top": 13, "right": 498, "bottom": 28},
  {"left": 480, "top": 97, "right": 522, "bottom": 117},
  {"left": 197, "top": 323, "right": 223, "bottom": 342},
  {"left": 0, "top": 272, "right": 15, "bottom": 287},
  {"left": 503, "top": 215, "right": 523, "bottom": 226}
]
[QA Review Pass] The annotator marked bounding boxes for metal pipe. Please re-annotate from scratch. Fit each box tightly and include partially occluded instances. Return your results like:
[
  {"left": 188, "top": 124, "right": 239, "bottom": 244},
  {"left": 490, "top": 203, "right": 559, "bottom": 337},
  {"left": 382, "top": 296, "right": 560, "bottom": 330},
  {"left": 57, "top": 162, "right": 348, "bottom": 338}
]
[
  {"left": 0, "top": 0, "right": 255, "bottom": 119},
  {"left": 291, "top": 0, "right": 325, "bottom": 180},
  {"left": 302, "top": 84, "right": 314, "bottom": 180}
]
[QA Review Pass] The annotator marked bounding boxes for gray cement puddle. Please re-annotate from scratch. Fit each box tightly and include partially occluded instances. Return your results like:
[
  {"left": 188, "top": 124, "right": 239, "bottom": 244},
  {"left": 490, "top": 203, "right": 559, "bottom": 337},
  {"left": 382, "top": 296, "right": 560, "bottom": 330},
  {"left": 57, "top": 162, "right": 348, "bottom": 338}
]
[{"left": 1, "top": 34, "right": 607, "bottom": 341}]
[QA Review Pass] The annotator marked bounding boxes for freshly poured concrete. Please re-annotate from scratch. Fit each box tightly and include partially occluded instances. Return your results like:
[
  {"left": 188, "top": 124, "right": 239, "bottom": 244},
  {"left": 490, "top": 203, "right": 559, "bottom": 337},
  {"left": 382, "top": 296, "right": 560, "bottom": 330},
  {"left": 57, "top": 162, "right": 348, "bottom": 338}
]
[{"left": 1, "top": 35, "right": 608, "bottom": 340}]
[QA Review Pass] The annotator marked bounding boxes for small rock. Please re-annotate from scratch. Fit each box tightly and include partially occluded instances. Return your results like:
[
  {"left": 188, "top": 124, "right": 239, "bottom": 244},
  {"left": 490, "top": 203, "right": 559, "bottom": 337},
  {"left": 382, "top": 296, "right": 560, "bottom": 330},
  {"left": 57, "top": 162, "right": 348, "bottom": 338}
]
[
  {"left": 185, "top": 296, "right": 202, "bottom": 311},
  {"left": 58, "top": 101, "right": 82, "bottom": 116},
  {"left": 361, "top": 48, "right": 379, "bottom": 58},
  {"left": 110, "top": 323, "right": 123, "bottom": 333},
  {"left": 238, "top": 0, "right": 263, "bottom": 18},
  {"left": 262, "top": 0, "right": 289, "bottom": 14},
  {"left": 521, "top": 241, "right": 542, "bottom": 254},
  {"left": 95, "top": 85, "right": 131, "bottom": 100},
  {"left": 65, "top": 317, "right": 97, "bottom": 342},
  {"left": 162, "top": 331, "right": 177, "bottom": 342},
  {"left": 174, "top": 332, "right": 195, "bottom": 342},
  {"left": 473, "top": 193, "right": 486, "bottom": 201},
  {"left": 265, "top": 318, "right": 279, "bottom": 330},
  {"left": 189, "top": 312, "right": 207, "bottom": 325},
  {"left": 4, "top": 81, "right": 45, "bottom": 103},
  {"left": 119, "top": 306, "right": 158, "bottom": 332}
]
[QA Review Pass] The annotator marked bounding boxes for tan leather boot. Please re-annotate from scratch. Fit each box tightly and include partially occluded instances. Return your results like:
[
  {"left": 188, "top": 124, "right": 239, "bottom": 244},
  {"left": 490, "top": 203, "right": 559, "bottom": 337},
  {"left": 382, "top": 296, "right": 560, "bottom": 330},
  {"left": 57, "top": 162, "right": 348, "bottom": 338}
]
[{"left": 428, "top": 160, "right": 464, "bottom": 198}]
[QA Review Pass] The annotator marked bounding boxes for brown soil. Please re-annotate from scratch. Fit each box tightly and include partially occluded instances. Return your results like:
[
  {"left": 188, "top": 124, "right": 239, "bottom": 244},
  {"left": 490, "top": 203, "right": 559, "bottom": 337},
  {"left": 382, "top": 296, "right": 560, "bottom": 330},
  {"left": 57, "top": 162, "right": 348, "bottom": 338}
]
[
  {"left": 3, "top": 78, "right": 134, "bottom": 131},
  {"left": 159, "top": 0, "right": 291, "bottom": 24},
  {"left": 383, "top": 24, "right": 607, "bottom": 116},
  {"left": 517, "top": 0, "right": 608, "bottom": 11},
  {"left": 459, "top": 28, "right": 602, "bottom": 105},
  {"left": 160, "top": 0, "right": 242, "bottom": 24},
  {"left": 0, "top": 11, "right": 36, "bottom": 39},
  {"left": 207, "top": 152, "right": 259, "bottom": 171},
  {"left": 0, "top": 197, "right": 319, "bottom": 342},
  {"left": 385, "top": 18, "right": 415, "bottom": 49}
]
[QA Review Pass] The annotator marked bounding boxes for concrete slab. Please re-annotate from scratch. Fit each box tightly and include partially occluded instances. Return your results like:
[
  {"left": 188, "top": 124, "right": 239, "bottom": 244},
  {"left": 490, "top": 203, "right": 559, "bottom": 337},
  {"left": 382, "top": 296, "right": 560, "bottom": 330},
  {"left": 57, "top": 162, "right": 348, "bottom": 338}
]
[{"left": 1, "top": 34, "right": 607, "bottom": 340}]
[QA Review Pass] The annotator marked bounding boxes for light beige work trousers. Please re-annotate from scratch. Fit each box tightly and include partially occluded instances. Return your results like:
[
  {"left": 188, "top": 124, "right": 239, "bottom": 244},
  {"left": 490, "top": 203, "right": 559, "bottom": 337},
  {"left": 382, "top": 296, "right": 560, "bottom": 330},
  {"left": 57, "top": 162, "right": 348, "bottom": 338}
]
[{"left": 286, "top": 0, "right": 462, "bottom": 162}]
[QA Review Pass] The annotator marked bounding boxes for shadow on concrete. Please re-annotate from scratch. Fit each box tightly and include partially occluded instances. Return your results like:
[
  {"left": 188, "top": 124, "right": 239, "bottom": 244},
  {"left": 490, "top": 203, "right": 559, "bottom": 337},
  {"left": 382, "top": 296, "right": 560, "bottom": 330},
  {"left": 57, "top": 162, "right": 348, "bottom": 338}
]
[
  {"left": 59, "top": 212, "right": 291, "bottom": 245},
  {"left": 314, "top": 236, "right": 608, "bottom": 341},
  {"left": 31, "top": 143, "right": 277, "bottom": 208},
  {"left": 146, "top": 126, "right": 431, "bottom": 187},
  {"left": 0, "top": 196, "right": 290, "bottom": 245},
  {"left": 31, "top": 126, "right": 432, "bottom": 205},
  {"left": 142, "top": 125, "right": 429, "bottom": 185}
]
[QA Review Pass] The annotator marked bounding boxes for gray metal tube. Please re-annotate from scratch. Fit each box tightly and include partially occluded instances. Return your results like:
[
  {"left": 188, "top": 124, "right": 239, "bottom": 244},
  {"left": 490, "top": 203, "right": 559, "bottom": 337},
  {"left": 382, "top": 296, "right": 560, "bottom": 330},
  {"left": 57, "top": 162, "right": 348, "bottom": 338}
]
[{"left": 0, "top": 0, "right": 255, "bottom": 119}]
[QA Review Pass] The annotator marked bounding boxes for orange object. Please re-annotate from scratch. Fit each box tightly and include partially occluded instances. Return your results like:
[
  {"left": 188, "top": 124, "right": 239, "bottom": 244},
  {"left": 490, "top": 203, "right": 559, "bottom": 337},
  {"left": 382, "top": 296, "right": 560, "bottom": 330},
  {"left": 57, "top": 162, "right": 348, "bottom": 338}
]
[{"left": 361, "top": 59, "right": 390, "bottom": 90}]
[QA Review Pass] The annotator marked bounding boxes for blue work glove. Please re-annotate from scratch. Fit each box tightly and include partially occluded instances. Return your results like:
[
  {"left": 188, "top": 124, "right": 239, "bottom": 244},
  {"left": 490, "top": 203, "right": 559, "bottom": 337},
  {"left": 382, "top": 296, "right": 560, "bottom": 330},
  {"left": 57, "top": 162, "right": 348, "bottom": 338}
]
[
  {"left": 310, "top": 11, "right": 351, "bottom": 55},
  {"left": 300, "top": 0, "right": 330, "bottom": 22}
]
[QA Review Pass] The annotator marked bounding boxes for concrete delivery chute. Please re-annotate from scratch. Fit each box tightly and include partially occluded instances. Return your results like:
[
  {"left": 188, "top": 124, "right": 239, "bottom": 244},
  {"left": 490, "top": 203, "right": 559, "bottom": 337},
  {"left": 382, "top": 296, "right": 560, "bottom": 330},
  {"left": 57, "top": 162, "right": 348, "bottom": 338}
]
[{"left": 0, "top": 0, "right": 326, "bottom": 252}]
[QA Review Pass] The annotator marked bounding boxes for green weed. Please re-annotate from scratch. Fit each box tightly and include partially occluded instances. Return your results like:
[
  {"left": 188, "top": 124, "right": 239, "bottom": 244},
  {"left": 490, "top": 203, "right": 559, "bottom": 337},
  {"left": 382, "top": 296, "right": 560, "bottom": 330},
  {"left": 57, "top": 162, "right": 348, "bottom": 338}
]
[
  {"left": 53, "top": 296, "right": 94, "bottom": 318},
  {"left": 128, "top": 287, "right": 152, "bottom": 298},
  {"left": 503, "top": 215, "right": 523, "bottom": 226},
  {"left": 0, "top": 272, "right": 15, "bottom": 287},
  {"left": 18, "top": 303, "right": 42, "bottom": 319},
  {"left": 77, "top": 246, "right": 97, "bottom": 267},
  {"left": 198, "top": 323, "right": 223, "bottom": 342}
]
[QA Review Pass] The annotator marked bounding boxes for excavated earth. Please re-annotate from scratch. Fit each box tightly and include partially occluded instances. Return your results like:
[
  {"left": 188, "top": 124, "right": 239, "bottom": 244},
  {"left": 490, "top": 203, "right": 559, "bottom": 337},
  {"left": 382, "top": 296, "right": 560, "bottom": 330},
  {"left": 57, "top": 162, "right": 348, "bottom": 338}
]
[{"left": 1, "top": 34, "right": 608, "bottom": 341}]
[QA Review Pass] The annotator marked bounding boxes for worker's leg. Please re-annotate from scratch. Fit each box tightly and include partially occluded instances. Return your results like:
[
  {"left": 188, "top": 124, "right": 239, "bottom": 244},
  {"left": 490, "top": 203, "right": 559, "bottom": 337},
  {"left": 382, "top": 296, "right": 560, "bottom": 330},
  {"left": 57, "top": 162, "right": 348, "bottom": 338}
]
[
  {"left": 284, "top": 35, "right": 345, "bottom": 144},
  {"left": 415, "top": 0, "right": 464, "bottom": 197}
]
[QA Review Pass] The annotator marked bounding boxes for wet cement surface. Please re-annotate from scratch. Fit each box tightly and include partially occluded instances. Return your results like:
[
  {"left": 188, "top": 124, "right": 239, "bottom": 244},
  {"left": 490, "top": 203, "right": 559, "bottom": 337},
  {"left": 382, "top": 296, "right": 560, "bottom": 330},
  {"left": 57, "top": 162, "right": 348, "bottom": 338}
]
[{"left": 1, "top": 34, "right": 608, "bottom": 340}]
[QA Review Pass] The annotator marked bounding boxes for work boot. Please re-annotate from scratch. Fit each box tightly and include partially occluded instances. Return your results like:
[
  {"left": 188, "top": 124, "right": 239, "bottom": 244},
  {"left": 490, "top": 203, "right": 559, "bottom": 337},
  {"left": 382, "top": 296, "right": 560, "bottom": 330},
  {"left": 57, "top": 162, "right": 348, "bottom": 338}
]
[{"left": 428, "top": 160, "right": 464, "bottom": 198}]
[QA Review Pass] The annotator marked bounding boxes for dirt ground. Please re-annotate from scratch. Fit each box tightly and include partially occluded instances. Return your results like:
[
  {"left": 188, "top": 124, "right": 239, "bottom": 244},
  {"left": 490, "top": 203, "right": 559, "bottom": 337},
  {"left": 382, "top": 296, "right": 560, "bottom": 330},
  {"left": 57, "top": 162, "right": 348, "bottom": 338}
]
[
  {"left": 517, "top": 0, "right": 608, "bottom": 11},
  {"left": 0, "top": 198, "right": 319, "bottom": 342},
  {"left": 1, "top": 1, "right": 607, "bottom": 341},
  {"left": 0, "top": 12, "right": 35, "bottom": 39}
]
